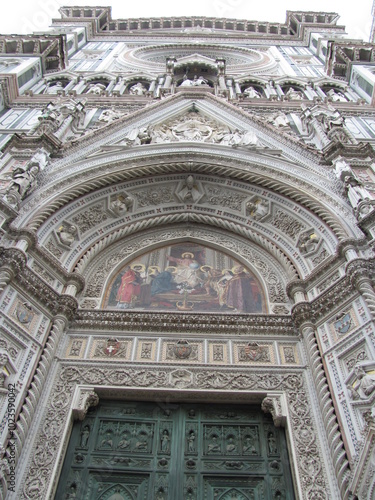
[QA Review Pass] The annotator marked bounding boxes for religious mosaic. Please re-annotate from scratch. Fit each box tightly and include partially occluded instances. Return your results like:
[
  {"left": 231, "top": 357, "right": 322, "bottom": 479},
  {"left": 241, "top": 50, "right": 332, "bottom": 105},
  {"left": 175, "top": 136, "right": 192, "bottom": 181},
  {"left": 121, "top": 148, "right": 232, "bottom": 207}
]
[{"left": 103, "top": 243, "right": 265, "bottom": 313}]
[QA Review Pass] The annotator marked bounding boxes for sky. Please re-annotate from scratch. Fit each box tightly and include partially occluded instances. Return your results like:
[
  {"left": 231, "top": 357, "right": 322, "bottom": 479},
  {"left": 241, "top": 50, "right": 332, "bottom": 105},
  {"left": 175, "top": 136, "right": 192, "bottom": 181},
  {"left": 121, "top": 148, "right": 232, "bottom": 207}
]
[{"left": 0, "top": 0, "right": 373, "bottom": 41}]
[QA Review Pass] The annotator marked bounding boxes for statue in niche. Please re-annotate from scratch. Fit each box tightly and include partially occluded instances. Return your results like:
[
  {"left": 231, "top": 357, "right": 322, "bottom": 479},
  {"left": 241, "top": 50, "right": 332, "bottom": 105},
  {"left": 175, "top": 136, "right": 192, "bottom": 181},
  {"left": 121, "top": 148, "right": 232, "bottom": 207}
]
[
  {"left": 129, "top": 82, "right": 148, "bottom": 95},
  {"left": 243, "top": 86, "right": 261, "bottom": 98},
  {"left": 285, "top": 87, "right": 304, "bottom": 100},
  {"left": 86, "top": 82, "right": 106, "bottom": 95},
  {"left": 179, "top": 75, "right": 209, "bottom": 87},
  {"left": 43, "top": 80, "right": 65, "bottom": 94},
  {"left": 344, "top": 175, "right": 370, "bottom": 209},
  {"left": 2, "top": 162, "right": 39, "bottom": 201},
  {"left": 80, "top": 425, "right": 90, "bottom": 448},
  {"left": 326, "top": 88, "right": 347, "bottom": 102},
  {"left": 57, "top": 223, "right": 77, "bottom": 247},
  {"left": 110, "top": 193, "right": 133, "bottom": 216}
]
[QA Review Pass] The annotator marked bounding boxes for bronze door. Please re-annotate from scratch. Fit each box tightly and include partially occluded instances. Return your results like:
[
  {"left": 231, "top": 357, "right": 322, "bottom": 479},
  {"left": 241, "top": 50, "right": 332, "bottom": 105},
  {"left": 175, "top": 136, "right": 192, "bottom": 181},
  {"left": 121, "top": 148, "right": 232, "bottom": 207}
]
[{"left": 56, "top": 401, "right": 295, "bottom": 499}]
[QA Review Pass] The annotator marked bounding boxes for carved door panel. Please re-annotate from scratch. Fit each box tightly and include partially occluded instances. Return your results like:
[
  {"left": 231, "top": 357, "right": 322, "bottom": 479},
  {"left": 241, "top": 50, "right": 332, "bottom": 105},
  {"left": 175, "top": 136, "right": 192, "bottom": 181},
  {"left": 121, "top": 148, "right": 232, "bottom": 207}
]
[{"left": 55, "top": 402, "right": 294, "bottom": 499}]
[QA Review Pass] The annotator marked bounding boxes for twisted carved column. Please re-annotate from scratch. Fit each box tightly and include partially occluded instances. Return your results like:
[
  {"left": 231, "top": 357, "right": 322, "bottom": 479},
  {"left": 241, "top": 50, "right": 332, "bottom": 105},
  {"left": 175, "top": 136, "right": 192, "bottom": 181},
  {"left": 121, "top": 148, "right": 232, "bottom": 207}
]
[
  {"left": 2, "top": 315, "right": 67, "bottom": 498},
  {"left": 301, "top": 323, "right": 351, "bottom": 499}
]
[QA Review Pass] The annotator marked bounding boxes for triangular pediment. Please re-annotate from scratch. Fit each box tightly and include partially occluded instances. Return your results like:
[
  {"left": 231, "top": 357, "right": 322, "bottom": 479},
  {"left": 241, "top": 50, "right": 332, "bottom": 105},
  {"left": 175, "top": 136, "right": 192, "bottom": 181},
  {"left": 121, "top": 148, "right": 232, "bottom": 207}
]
[
  {"left": 57, "top": 92, "right": 319, "bottom": 166},
  {"left": 174, "top": 52, "right": 217, "bottom": 66}
]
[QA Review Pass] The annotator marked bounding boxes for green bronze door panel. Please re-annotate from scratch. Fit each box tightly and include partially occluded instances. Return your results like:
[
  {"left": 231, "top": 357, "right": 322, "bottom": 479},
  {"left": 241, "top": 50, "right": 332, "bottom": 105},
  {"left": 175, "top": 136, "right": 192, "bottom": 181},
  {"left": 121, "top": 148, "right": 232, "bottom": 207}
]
[{"left": 55, "top": 402, "right": 294, "bottom": 500}]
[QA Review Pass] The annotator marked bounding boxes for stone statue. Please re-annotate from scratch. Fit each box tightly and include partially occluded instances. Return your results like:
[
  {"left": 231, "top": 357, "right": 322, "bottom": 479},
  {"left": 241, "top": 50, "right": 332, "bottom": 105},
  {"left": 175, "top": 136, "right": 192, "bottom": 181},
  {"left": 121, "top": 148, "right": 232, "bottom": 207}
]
[
  {"left": 327, "top": 89, "right": 347, "bottom": 102},
  {"left": 43, "top": 81, "right": 65, "bottom": 94},
  {"left": 3, "top": 162, "right": 39, "bottom": 201},
  {"left": 344, "top": 176, "right": 370, "bottom": 209},
  {"left": 333, "top": 158, "right": 353, "bottom": 181},
  {"left": 243, "top": 86, "right": 261, "bottom": 98},
  {"left": 129, "top": 82, "right": 148, "bottom": 95},
  {"left": 179, "top": 75, "right": 209, "bottom": 87},
  {"left": 57, "top": 224, "right": 77, "bottom": 247},
  {"left": 285, "top": 87, "right": 304, "bottom": 100},
  {"left": 86, "top": 83, "right": 106, "bottom": 95}
]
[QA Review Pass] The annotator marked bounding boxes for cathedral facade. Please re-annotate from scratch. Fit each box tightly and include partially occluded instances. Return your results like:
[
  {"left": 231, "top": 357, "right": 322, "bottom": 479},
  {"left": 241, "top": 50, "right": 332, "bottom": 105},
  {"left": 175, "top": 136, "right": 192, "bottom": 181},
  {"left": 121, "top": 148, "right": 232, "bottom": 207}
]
[{"left": 0, "top": 6, "right": 375, "bottom": 499}]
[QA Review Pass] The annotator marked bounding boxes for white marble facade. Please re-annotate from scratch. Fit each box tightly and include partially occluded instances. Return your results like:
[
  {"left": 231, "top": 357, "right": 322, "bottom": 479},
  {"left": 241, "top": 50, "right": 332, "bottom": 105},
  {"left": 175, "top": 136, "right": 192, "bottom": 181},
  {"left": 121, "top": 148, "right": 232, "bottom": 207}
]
[{"left": 0, "top": 7, "right": 375, "bottom": 500}]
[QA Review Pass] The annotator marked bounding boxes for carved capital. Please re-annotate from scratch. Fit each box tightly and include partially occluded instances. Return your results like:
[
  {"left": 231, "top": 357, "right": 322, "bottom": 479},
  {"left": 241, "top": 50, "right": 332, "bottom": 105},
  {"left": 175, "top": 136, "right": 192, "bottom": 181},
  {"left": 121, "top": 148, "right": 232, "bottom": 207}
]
[
  {"left": 54, "top": 294, "right": 78, "bottom": 320},
  {"left": 71, "top": 386, "right": 99, "bottom": 421},
  {"left": 261, "top": 394, "right": 287, "bottom": 427},
  {"left": 0, "top": 247, "right": 27, "bottom": 275},
  {"left": 291, "top": 301, "right": 314, "bottom": 328}
]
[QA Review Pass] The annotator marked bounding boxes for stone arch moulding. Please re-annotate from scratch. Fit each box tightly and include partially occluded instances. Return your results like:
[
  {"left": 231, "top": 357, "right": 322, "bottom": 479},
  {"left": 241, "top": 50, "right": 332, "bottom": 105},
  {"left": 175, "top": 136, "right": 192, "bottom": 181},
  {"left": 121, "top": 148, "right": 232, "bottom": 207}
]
[
  {"left": 18, "top": 366, "right": 336, "bottom": 500},
  {"left": 79, "top": 226, "right": 293, "bottom": 312}
]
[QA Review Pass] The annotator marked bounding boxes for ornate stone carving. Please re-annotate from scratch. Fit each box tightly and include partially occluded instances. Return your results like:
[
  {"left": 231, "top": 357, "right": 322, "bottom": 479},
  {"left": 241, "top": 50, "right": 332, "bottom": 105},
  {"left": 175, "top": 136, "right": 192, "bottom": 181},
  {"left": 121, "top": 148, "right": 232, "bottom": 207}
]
[
  {"left": 109, "top": 193, "right": 133, "bottom": 216},
  {"left": 57, "top": 223, "right": 77, "bottom": 247},
  {"left": 245, "top": 197, "right": 270, "bottom": 220},
  {"left": 71, "top": 386, "right": 99, "bottom": 421},
  {"left": 134, "top": 186, "right": 175, "bottom": 207},
  {"left": 297, "top": 229, "right": 320, "bottom": 255},
  {"left": 205, "top": 186, "right": 248, "bottom": 212},
  {"left": 240, "top": 342, "right": 270, "bottom": 362},
  {"left": 20, "top": 367, "right": 329, "bottom": 500},
  {"left": 270, "top": 210, "right": 305, "bottom": 240},
  {"left": 71, "top": 204, "right": 108, "bottom": 233},
  {"left": 347, "top": 365, "right": 375, "bottom": 400},
  {"left": 129, "top": 82, "right": 148, "bottom": 95},
  {"left": 1, "top": 162, "right": 39, "bottom": 207},
  {"left": 243, "top": 86, "right": 261, "bottom": 98}
]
